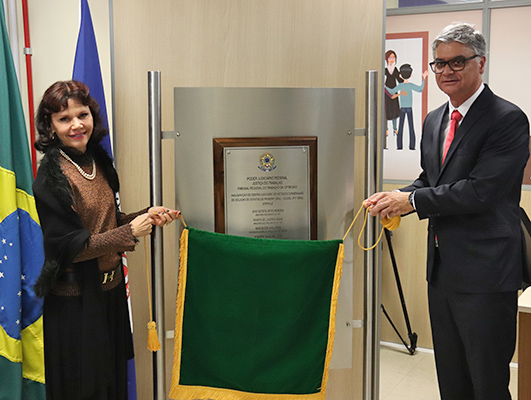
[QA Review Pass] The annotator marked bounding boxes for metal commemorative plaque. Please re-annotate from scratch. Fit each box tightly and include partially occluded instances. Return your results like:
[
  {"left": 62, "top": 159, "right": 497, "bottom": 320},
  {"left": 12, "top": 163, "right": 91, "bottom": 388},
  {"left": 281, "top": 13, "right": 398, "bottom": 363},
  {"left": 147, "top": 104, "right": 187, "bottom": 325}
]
[{"left": 213, "top": 137, "right": 317, "bottom": 240}]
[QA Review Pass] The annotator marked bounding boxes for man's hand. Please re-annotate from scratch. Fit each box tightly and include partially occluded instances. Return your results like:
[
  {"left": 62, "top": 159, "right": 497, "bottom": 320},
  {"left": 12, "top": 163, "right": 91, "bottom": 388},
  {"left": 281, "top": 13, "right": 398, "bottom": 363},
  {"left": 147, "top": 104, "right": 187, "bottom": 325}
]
[{"left": 364, "top": 191, "right": 414, "bottom": 219}]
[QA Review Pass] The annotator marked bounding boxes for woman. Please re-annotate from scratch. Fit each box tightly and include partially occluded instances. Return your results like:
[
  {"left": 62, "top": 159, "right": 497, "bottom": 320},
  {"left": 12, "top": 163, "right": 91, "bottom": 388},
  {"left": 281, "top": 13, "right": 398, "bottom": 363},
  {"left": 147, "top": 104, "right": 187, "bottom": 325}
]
[
  {"left": 384, "top": 50, "right": 403, "bottom": 141},
  {"left": 33, "top": 80, "right": 179, "bottom": 399}
]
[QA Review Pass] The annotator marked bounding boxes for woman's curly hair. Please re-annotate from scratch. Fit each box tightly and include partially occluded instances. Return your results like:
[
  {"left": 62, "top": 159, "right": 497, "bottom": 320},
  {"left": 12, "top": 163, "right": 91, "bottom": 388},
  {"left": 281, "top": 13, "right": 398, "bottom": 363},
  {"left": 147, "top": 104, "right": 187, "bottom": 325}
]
[{"left": 35, "top": 80, "right": 108, "bottom": 153}]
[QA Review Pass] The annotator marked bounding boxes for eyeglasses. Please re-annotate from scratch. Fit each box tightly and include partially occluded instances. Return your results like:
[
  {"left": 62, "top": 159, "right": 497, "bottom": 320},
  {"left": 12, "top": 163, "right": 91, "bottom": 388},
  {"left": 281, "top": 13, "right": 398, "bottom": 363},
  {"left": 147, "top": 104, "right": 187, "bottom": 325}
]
[{"left": 429, "top": 55, "right": 480, "bottom": 74}]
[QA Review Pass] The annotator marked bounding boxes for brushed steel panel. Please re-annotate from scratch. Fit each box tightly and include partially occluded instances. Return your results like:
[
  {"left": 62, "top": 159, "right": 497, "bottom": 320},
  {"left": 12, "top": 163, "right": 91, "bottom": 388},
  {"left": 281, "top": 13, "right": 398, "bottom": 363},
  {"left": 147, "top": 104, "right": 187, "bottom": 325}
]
[{"left": 172, "top": 87, "right": 355, "bottom": 368}]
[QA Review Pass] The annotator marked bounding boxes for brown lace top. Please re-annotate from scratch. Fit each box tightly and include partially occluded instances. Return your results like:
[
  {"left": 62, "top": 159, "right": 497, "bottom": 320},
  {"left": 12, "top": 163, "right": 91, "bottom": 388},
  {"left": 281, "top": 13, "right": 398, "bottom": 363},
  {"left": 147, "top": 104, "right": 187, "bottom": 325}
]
[
  {"left": 60, "top": 156, "right": 144, "bottom": 269},
  {"left": 53, "top": 155, "right": 147, "bottom": 295}
]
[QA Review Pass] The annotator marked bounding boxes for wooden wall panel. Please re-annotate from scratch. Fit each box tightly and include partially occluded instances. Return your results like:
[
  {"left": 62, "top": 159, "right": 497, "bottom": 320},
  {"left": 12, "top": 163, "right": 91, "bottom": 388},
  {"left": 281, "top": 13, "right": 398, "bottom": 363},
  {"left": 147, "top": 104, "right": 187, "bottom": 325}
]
[{"left": 112, "top": 1, "right": 384, "bottom": 399}]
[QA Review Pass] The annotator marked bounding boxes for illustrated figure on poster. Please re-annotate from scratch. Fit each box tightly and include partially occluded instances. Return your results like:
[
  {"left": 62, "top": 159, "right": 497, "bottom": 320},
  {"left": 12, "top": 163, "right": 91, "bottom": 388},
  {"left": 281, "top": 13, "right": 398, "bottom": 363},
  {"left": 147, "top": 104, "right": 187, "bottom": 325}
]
[
  {"left": 384, "top": 50, "right": 403, "bottom": 142},
  {"left": 386, "top": 64, "right": 428, "bottom": 150},
  {"left": 384, "top": 87, "right": 405, "bottom": 149}
]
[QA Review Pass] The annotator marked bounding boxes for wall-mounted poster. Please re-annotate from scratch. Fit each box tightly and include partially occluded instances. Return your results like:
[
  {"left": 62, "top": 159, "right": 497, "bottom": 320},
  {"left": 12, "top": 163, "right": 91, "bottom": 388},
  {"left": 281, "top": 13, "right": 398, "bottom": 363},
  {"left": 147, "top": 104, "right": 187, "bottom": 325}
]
[{"left": 384, "top": 32, "right": 429, "bottom": 182}]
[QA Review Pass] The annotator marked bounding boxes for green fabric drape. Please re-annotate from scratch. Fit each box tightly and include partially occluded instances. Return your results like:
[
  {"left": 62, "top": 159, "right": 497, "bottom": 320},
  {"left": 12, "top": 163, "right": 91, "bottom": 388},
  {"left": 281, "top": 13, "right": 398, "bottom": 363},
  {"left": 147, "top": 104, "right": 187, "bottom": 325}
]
[{"left": 171, "top": 227, "right": 344, "bottom": 400}]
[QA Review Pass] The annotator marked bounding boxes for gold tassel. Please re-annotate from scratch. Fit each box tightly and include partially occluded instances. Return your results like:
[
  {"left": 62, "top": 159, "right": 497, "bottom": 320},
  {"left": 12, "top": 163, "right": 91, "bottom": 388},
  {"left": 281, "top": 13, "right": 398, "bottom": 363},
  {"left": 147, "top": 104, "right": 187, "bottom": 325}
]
[
  {"left": 147, "top": 320, "right": 161, "bottom": 352},
  {"left": 144, "top": 237, "right": 161, "bottom": 352},
  {"left": 145, "top": 214, "right": 187, "bottom": 353},
  {"left": 381, "top": 214, "right": 401, "bottom": 231}
]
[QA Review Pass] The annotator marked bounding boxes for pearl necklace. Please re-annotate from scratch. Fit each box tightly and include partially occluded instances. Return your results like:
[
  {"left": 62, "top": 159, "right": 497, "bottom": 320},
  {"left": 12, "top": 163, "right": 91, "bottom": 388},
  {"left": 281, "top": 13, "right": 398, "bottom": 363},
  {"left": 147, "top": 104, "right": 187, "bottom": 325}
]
[{"left": 59, "top": 149, "right": 96, "bottom": 180}]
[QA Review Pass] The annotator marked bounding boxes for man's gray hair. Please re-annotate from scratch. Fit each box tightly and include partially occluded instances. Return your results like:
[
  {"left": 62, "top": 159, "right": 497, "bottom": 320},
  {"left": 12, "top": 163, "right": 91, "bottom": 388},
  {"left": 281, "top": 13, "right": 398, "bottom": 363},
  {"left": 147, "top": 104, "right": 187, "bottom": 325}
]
[{"left": 432, "top": 23, "right": 486, "bottom": 58}]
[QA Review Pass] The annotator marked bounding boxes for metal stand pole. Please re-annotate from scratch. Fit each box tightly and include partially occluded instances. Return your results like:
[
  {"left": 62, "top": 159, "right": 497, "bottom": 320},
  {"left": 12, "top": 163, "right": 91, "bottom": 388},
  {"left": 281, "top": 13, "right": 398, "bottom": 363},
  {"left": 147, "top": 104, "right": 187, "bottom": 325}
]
[
  {"left": 363, "top": 70, "right": 381, "bottom": 400},
  {"left": 148, "top": 70, "right": 166, "bottom": 400}
]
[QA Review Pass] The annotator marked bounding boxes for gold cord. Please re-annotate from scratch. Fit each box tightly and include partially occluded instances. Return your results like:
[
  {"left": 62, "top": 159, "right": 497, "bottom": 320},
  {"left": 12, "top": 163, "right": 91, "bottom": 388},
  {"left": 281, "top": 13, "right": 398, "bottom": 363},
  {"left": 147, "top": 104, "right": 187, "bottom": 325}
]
[
  {"left": 144, "top": 237, "right": 153, "bottom": 320},
  {"left": 144, "top": 211, "right": 185, "bottom": 351},
  {"left": 343, "top": 203, "right": 401, "bottom": 250}
]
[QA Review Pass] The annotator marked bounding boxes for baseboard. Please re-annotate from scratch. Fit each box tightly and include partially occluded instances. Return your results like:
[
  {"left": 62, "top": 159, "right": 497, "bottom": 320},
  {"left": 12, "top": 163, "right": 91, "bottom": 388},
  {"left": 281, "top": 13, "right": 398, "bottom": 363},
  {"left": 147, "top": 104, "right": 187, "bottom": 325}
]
[{"left": 380, "top": 341, "right": 518, "bottom": 369}]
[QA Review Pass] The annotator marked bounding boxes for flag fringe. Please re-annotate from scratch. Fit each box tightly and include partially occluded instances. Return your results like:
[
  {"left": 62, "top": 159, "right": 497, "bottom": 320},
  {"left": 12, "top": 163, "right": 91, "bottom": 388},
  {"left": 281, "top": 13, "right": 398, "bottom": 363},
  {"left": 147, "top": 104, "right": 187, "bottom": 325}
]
[
  {"left": 170, "top": 228, "right": 189, "bottom": 397},
  {"left": 169, "top": 228, "right": 345, "bottom": 400},
  {"left": 319, "top": 242, "right": 344, "bottom": 394},
  {"left": 171, "top": 385, "right": 326, "bottom": 400}
]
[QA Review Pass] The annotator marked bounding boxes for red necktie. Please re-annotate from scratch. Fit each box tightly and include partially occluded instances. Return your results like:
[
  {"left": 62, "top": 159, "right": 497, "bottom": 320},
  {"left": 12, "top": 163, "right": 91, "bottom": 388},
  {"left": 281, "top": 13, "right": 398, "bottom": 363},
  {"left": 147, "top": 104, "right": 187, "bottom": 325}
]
[{"left": 442, "top": 110, "right": 462, "bottom": 164}]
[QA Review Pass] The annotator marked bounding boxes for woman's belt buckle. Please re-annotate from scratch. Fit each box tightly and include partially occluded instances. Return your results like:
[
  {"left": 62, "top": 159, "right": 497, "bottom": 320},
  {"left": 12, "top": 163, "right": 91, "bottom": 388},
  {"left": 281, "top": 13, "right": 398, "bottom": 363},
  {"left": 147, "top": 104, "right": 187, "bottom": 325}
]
[{"left": 102, "top": 270, "right": 115, "bottom": 284}]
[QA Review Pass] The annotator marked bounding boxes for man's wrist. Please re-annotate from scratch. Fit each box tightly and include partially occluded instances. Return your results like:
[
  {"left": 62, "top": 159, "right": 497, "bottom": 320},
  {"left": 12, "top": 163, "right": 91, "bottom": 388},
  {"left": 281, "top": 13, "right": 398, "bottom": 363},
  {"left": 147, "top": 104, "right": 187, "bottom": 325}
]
[{"left": 408, "top": 190, "right": 416, "bottom": 210}]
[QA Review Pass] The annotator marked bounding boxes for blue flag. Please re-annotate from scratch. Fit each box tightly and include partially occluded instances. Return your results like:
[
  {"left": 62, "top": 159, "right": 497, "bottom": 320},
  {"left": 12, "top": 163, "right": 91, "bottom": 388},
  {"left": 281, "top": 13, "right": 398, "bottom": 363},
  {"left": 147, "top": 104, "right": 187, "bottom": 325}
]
[
  {"left": 73, "top": 0, "right": 112, "bottom": 159},
  {"left": 0, "top": 2, "right": 46, "bottom": 399},
  {"left": 72, "top": 2, "right": 137, "bottom": 399}
]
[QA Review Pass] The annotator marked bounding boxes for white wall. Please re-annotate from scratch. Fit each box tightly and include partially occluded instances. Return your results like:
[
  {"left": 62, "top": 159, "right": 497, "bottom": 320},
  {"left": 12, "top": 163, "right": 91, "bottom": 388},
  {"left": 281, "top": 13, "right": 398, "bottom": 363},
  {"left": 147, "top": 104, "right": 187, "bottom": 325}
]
[
  {"left": 490, "top": 6, "right": 531, "bottom": 119},
  {"left": 11, "top": 0, "right": 113, "bottom": 151}
]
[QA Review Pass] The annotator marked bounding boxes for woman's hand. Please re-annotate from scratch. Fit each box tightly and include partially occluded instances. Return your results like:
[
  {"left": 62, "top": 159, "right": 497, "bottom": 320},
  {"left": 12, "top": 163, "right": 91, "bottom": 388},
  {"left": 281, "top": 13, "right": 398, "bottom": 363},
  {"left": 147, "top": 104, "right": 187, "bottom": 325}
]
[
  {"left": 148, "top": 206, "right": 181, "bottom": 227},
  {"left": 130, "top": 213, "right": 154, "bottom": 237}
]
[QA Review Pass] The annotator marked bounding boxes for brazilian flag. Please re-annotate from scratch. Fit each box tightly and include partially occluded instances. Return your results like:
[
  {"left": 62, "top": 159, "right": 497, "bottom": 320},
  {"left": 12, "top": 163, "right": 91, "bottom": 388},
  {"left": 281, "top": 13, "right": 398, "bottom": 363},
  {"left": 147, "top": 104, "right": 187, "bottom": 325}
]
[
  {"left": 170, "top": 227, "right": 344, "bottom": 400},
  {"left": 0, "top": 3, "right": 45, "bottom": 398}
]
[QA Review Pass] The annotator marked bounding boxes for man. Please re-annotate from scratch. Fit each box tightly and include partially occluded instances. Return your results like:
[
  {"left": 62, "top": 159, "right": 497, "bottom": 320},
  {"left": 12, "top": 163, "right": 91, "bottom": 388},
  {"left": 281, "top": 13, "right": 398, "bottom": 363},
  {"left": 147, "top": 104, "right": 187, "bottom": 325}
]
[{"left": 366, "top": 23, "right": 529, "bottom": 399}]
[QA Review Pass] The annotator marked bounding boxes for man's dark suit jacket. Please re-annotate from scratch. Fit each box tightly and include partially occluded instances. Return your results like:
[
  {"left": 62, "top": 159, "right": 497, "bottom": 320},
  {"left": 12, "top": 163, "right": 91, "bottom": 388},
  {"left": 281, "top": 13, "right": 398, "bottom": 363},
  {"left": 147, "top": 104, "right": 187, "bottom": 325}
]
[{"left": 402, "top": 85, "right": 530, "bottom": 293}]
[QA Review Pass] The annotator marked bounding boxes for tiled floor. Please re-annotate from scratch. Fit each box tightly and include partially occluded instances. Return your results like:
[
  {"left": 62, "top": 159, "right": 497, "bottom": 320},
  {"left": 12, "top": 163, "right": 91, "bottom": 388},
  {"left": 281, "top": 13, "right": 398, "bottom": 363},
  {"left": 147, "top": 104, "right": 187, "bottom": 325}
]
[{"left": 379, "top": 342, "right": 518, "bottom": 400}]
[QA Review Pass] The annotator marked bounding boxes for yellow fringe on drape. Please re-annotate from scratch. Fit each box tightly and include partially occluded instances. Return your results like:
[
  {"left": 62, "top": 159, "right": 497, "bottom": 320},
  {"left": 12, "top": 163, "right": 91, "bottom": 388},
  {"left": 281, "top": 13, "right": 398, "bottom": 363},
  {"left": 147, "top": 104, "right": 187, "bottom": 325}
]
[
  {"left": 170, "top": 385, "right": 328, "bottom": 400},
  {"left": 319, "top": 242, "right": 344, "bottom": 397},
  {"left": 170, "top": 228, "right": 189, "bottom": 398},
  {"left": 169, "top": 229, "right": 345, "bottom": 400}
]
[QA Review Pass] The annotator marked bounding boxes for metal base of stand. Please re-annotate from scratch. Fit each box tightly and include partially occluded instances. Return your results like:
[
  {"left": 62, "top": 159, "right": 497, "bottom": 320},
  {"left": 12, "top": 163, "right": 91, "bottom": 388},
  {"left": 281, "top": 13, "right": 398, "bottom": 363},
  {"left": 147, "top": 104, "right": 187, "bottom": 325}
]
[{"left": 382, "top": 228, "right": 418, "bottom": 355}]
